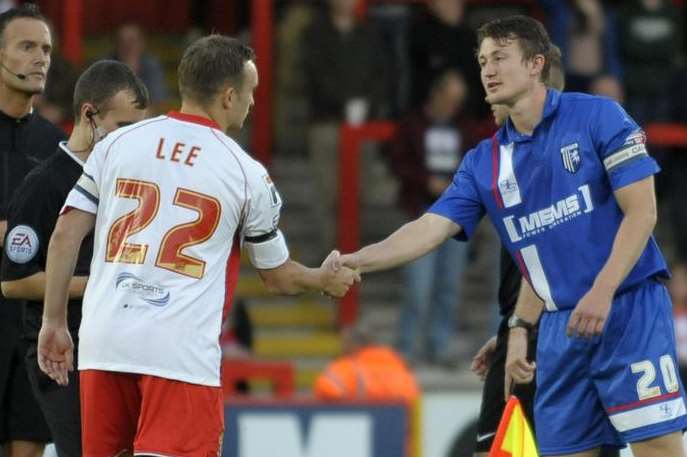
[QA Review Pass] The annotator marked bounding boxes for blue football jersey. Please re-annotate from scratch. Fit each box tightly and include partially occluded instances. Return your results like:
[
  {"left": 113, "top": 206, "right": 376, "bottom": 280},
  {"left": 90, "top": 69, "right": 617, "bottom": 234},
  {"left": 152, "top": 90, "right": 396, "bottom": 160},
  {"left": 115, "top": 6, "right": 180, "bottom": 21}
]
[{"left": 429, "top": 89, "right": 669, "bottom": 311}]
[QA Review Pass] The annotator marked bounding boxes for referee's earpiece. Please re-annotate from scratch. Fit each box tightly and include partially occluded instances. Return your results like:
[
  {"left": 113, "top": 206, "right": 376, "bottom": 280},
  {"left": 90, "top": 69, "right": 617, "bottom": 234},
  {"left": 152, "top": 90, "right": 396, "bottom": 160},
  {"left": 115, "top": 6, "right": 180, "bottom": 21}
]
[{"left": 85, "top": 107, "right": 107, "bottom": 143}]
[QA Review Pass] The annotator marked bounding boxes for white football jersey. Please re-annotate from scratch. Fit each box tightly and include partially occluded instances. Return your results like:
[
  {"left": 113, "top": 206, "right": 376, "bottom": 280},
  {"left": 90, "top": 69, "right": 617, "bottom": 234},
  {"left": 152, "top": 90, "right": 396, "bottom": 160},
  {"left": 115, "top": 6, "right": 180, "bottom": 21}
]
[{"left": 64, "top": 112, "right": 289, "bottom": 386}]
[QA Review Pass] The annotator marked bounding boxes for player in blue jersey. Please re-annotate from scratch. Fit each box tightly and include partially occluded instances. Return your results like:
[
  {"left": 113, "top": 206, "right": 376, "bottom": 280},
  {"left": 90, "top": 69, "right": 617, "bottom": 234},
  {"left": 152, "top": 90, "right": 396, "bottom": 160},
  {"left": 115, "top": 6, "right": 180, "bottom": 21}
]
[{"left": 329, "top": 15, "right": 687, "bottom": 457}]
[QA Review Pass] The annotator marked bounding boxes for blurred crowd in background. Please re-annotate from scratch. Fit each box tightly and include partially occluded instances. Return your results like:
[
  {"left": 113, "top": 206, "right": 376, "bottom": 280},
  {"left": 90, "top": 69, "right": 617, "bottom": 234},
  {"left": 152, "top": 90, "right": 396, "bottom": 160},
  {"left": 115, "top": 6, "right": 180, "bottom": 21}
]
[{"left": 7, "top": 0, "right": 687, "bottom": 381}]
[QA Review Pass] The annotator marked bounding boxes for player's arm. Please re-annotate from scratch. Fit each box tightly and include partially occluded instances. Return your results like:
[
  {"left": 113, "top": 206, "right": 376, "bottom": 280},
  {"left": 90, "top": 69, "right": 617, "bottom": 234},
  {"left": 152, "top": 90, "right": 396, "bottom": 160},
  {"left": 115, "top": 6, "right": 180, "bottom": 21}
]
[
  {"left": 2, "top": 273, "right": 87, "bottom": 300},
  {"left": 567, "top": 176, "right": 656, "bottom": 337},
  {"left": 339, "top": 213, "right": 461, "bottom": 274},
  {"left": 340, "top": 147, "right": 485, "bottom": 274},
  {"left": 505, "top": 280, "right": 544, "bottom": 398},
  {"left": 39, "top": 209, "right": 95, "bottom": 386},
  {"left": 43, "top": 209, "right": 95, "bottom": 321},
  {"left": 0, "top": 220, "right": 7, "bottom": 247},
  {"left": 511, "top": 279, "right": 545, "bottom": 325},
  {"left": 257, "top": 251, "right": 359, "bottom": 298},
  {"left": 593, "top": 176, "right": 656, "bottom": 294}
]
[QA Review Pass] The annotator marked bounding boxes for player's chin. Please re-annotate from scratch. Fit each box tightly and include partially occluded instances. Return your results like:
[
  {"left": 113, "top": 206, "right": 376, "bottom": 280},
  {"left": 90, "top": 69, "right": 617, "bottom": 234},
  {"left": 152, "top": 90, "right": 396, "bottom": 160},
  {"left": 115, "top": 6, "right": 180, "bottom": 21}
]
[
  {"left": 485, "top": 93, "right": 506, "bottom": 105},
  {"left": 24, "top": 83, "right": 45, "bottom": 96}
]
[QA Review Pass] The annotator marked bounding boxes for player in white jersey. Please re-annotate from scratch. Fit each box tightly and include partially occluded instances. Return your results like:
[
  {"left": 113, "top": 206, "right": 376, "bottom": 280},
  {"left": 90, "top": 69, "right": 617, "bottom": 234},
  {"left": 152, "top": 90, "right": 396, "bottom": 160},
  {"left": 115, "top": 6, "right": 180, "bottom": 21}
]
[{"left": 36, "top": 35, "right": 359, "bottom": 457}]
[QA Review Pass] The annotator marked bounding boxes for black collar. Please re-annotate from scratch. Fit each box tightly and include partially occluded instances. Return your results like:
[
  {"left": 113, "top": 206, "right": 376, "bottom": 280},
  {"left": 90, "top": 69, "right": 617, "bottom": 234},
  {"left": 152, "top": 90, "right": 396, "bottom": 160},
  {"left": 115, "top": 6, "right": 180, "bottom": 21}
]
[{"left": 0, "top": 108, "right": 33, "bottom": 125}]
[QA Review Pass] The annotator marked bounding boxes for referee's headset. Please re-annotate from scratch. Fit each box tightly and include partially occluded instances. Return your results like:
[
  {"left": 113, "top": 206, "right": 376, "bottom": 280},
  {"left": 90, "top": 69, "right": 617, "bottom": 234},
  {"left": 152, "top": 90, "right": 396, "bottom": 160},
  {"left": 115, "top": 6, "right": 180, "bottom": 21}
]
[{"left": 85, "top": 108, "right": 108, "bottom": 144}]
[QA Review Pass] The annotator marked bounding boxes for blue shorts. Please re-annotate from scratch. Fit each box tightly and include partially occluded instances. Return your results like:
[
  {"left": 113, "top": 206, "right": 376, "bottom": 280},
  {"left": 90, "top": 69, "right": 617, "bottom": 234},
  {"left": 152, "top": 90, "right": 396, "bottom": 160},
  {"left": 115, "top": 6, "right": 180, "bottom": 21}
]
[{"left": 535, "top": 279, "right": 687, "bottom": 455}]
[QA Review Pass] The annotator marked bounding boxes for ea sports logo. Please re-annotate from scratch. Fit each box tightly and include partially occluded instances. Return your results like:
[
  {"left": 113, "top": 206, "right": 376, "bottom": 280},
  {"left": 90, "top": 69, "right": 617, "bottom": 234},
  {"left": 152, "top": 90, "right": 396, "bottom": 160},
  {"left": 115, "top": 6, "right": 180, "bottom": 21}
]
[{"left": 6, "top": 225, "right": 39, "bottom": 264}]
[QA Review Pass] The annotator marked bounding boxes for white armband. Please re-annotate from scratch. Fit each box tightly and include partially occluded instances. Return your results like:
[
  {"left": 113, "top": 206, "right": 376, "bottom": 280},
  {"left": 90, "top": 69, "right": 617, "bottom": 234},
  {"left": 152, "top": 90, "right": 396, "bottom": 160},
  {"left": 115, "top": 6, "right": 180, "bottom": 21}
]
[{"left": 244, "top": 229, "right": 290, "bottom": 269}]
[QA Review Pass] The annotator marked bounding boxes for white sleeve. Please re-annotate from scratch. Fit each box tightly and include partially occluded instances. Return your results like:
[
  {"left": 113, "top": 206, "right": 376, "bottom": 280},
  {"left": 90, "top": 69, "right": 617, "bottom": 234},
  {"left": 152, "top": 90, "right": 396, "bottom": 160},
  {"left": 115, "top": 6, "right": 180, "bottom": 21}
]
[
  {"left": 62, "top": 141, "right": 106, "bottom": 215},
  {"left": 242, "top": 165, "right": 289, "bottom": 269}
]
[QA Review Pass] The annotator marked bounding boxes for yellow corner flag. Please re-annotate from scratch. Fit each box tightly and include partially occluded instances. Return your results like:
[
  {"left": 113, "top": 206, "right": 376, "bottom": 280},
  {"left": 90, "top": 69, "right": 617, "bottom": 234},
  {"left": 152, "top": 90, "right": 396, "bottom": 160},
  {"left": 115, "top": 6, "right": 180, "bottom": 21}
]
[{"left": 488, "top": 396, "right": 539, "bottom": 457}]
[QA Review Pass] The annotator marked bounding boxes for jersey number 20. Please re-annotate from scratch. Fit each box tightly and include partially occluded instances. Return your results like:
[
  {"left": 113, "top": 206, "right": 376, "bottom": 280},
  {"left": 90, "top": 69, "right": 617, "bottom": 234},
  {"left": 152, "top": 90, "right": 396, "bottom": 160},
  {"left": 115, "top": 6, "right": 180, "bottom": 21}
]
[
  {"left": 631, "top": 355, "right": 680, "bottom": 401},
  {"left": 106, "top": 178, "right": 221, "bottom": 279}
]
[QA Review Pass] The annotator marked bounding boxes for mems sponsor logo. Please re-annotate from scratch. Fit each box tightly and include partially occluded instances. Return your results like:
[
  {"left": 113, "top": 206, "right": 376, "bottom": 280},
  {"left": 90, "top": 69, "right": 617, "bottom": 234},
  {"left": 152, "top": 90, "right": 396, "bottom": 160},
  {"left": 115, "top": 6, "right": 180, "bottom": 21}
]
[{"left": 503, "top": 184, "right": 594, "bottom": 242}]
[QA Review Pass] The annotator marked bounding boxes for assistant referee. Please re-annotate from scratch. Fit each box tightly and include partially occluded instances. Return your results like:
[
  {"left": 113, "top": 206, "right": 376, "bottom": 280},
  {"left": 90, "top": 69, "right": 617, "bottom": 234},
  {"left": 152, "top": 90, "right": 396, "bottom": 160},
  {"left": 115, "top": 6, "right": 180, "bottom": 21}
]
[
  {"left": 0, "top": 5, "right": 65, "bottom": 457},
  {"left": 1, "top": 60, "right": 148, "bottom": 457}
]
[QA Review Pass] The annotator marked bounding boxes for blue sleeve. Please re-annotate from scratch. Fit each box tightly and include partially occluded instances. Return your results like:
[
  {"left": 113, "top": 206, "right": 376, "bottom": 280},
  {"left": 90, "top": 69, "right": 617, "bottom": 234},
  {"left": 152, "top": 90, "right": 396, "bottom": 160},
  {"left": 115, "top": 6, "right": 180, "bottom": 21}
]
[
  {"left": 592, "top": 99, "right": 659, "bottom": 191},
  {"left": 427, "top": 149, "right": 485, "bottom": 241}
]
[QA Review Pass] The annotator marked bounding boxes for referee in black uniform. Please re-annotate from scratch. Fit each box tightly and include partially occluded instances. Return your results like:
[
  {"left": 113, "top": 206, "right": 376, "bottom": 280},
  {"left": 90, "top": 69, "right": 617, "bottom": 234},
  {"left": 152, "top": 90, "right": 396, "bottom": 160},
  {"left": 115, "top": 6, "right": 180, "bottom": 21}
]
[
  {"left": 470, "top": 48, "right": 620, "bottom": 457},
  {"left": 1, "top": 60, "right": 148, "bottom": 457},
  {"left": 0, "top": 5, "right": 65, "bottom": 457}
]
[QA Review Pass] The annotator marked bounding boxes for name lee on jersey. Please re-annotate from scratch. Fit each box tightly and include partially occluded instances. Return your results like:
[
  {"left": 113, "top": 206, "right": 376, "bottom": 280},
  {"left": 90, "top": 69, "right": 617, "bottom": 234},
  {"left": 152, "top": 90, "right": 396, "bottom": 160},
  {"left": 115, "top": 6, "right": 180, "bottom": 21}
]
[{"left": 155, "top": 138, "right": 201, "bottom": 166}]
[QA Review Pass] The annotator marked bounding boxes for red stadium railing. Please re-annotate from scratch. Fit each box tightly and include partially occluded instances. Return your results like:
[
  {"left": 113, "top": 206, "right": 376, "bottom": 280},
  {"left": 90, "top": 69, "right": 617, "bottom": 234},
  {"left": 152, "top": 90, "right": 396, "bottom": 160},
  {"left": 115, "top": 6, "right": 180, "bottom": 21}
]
[
  {"left": 251, "top": 0, "right": 274, "bottom": 166},
  {"left": 222, "top": 359, "right": 296, "bottom": 398},
  {"left": 336, "top": 121, "right": 687, "bottom": 325},
  {"left": 337, "top": 122, "right": 398, "bottom": 326}
]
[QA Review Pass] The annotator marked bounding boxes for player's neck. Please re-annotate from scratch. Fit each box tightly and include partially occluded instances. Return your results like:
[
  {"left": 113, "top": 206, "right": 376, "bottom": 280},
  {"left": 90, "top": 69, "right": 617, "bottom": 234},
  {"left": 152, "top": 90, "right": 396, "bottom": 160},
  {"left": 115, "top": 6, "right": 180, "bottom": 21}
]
[
  {"left": 507, "top": 84, "right": 547, "bottom": 136},
  {"left": 0, "top": 83, "right": 33, "bottom": 119},
  {"left": 179, "top": 102, "right": 227, "bottom": 132},
  {"left": 66, "top": 123, "right": 94, "bottom": 162}
]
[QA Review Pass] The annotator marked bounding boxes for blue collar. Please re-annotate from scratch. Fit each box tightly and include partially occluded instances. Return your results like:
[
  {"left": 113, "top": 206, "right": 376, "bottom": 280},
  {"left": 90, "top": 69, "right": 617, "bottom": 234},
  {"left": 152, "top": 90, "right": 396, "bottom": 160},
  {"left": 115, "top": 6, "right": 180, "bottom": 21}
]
[{"left": 502, "top": 88, "right": 561, "bottom": 144}]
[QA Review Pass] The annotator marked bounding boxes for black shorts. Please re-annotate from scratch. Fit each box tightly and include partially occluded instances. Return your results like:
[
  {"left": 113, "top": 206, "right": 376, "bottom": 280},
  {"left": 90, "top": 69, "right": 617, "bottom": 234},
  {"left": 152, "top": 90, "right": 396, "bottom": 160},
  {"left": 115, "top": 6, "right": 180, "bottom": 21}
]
[
  {"left": 0, "top": 305, "right": 51, "bottom": 444},
  {"left": 475, "top": 322, "right": 536, "bottom": 452},
  {"left": 25, "top": 342, "right": 81, "bottom": 457}
]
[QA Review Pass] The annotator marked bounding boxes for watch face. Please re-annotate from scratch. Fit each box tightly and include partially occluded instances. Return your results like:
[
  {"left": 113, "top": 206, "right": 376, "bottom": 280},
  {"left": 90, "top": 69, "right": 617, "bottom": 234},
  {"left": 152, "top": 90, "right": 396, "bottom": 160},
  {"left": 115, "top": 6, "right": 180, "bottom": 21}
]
[{"left": 508, "top": 315, "right": 528, "bottom": 329}]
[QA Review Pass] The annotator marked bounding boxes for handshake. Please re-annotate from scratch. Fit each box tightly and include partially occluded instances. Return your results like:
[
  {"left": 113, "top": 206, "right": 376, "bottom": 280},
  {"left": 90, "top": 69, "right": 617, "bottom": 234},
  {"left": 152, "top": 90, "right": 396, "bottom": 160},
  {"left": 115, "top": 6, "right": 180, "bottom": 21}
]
[{"left": 319, "top": 250, "right": 361, "bottom": 298}]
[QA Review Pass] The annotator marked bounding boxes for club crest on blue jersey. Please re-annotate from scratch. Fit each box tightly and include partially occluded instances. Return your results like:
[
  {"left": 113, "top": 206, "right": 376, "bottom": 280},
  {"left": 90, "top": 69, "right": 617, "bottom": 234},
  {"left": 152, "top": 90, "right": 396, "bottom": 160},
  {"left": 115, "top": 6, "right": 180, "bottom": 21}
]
[{"left": 560, "top": 143, "right": 581, "bottom": 173}]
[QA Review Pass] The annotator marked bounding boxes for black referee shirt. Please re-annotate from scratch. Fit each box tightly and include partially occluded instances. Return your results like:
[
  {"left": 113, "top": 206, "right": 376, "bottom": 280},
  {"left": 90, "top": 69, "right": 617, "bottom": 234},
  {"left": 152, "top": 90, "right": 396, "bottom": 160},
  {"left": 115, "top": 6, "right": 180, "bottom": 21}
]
[
  {"left": 0, "top": 109, "right": 65, "bottom": 333},
  {"left": 0, "top": 109, "right": 64, "bottom": 219},
  {"left": 1, "top": 143, "right": 93, "bottom": 340}
]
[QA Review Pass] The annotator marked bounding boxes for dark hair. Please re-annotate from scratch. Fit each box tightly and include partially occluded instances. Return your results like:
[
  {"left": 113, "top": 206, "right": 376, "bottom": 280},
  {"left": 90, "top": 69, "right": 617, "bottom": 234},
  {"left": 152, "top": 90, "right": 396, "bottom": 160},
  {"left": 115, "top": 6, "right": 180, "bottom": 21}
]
[
  {"left": 0, "top": 3, "right": 46, "bottom": 47},
  {"left": 72, "top": 60, "right": 149, "bottom": 121},
  {"left": 477, "top": 15, "right": 552, "bottom": 83},
  {"left": 177, "top": 35, "right": 255, "bottom": 106}
]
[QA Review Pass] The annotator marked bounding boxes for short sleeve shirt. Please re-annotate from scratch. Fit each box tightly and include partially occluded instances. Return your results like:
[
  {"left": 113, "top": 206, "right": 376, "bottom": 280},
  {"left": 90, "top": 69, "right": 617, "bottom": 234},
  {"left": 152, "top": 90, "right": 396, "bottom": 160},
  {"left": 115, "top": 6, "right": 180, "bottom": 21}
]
[{"left": 429, "top": 90, "right": 667, "bottom": 311}]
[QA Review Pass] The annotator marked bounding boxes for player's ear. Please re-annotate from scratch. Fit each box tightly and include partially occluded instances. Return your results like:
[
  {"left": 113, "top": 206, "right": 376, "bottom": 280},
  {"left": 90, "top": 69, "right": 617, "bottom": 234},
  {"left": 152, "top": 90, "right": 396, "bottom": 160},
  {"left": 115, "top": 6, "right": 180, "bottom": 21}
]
[
  {"left": 221, "top": 84, "right": 236, "bottom": 110},
  {"left": 530, "top": 54, "right": 545, "bottom": 78},
  {"left": 79, "top": 103, "right": 95, "bottom": 124}
]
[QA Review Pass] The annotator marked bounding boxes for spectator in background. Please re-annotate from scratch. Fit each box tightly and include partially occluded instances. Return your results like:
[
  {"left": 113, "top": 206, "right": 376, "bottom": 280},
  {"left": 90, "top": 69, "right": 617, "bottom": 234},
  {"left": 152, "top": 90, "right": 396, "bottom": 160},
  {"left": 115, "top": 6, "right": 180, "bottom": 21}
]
[
  {"left": 303, "top": 0, "right": 388, "bottom": 252},
  {"left": 112, "top": 23, "right": 167, "bottom": 107},
  {"left": 618, "top": 0, "right": 682, "bottom": 124},
  {"left": 540, "top": 0, "right": 622, "bottom": 93},
  {"left": 670, "top": 262, "right": 687, "bottom": 385},
  {"left": 386, "top": 69, "right": 472, "bottom": 365},
  {"left": 314, "top": 320, "right": 419, "bottom": 404},
  {"left": 589, "top": 73, "right": 625, "bottom": 104},
  {"left": 408, "top": 0, "right": 483, "bottom": 116}
]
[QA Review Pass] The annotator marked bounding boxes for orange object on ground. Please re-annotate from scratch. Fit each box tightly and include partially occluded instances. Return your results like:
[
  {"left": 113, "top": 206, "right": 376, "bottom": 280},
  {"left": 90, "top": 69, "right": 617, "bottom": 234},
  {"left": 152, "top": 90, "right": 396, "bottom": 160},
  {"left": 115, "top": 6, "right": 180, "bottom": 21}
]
[{"left": 314, "top": 345, "right": 419, "bottom": 404}]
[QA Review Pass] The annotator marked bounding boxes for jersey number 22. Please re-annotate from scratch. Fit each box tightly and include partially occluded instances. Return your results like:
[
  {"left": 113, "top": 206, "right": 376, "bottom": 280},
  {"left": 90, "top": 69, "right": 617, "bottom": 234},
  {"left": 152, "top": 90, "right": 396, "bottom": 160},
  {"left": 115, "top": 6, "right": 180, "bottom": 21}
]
[{"left": 105, "top": 178, "right": 221, "bottom": 279}]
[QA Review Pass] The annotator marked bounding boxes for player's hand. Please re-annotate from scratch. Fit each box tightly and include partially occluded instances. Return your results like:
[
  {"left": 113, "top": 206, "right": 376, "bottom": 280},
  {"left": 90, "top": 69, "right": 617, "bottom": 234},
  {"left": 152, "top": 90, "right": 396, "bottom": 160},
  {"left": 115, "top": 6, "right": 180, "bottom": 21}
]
[
  {"left": 567, "top": 284, "right": 613, "bottom": 338},
  {"left": 321, "top": 252, "right": 361, "bottom": 297},
  {"left": 322, "top": 250, "right": 362, "bottom": 277},
  {"left": 37, "top": 321, "right": 74, "bottom": 386},
  {"left": 322, "top": 250, "right": 342, "bottom": 272},
  {"left": 471, "top": 335, "right": 497, "bottom": 381},
  {"left": 504, "top": 328, "right": 535, "bottom": 401}
]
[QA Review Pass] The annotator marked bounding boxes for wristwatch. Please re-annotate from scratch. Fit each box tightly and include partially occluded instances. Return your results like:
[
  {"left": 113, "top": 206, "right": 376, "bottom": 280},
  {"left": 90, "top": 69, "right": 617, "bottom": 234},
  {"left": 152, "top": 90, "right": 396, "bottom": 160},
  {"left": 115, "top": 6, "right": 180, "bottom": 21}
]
[{"left": 507, "top": 314, "right": 535, "bottom": 332}]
